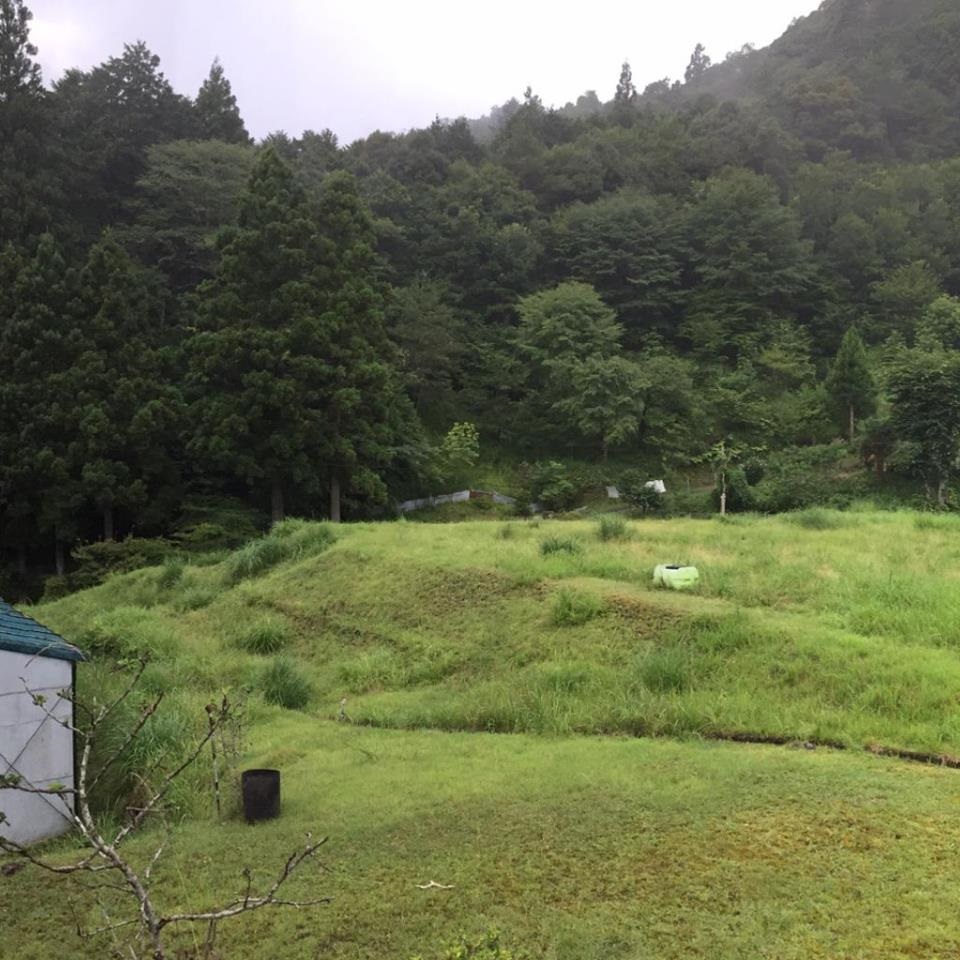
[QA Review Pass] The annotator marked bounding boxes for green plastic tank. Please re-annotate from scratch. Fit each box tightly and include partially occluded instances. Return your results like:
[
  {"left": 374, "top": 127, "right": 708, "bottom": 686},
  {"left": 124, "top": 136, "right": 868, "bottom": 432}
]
[{"left": 653, "top": 564, "right": 700, "bottom": 590}]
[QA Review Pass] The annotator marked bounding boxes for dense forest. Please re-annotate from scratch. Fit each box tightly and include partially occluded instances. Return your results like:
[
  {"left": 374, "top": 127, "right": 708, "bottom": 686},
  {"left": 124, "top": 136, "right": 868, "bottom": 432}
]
[{"left": 4, "top": 0, "right": 960, "bottom": 593}]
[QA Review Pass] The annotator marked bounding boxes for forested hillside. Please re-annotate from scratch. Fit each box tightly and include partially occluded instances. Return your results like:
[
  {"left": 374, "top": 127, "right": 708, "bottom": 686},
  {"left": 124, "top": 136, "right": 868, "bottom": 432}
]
[{"left": 4, "top": 0, "right": 960, "bottom": 593}]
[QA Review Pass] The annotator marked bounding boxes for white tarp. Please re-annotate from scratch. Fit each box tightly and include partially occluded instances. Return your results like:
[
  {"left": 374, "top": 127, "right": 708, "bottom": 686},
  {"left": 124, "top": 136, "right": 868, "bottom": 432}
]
[
  {"left": 606, "top": 480, "right": 666, "bottom": 498},
  {"left": 398, "top": 490, "right": 516, "bottom": 514}
]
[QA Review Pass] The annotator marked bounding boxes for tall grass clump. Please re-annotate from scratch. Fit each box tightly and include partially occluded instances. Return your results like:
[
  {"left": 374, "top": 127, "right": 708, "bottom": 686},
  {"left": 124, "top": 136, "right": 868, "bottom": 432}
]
[
  {"left": 174, "top": 585, "right": 217, "bottom": 612},
  {"left": 225, "top": 536, "right": 290, "bottom": 584},
  {"left": 225, "top": 520, "right": 336, "bottom": 584},
  {"left": 336, "top": 649, "right": 404, "bottom": 693},
  {"left": 157, "top": 557, "right": 186, "bottom": 589},
  {"left": 540, "top": 535, "right": 582, "bottom": 557},
  {"left": 596, "top": 513, "right": 629, "bottom": 542},
  {"left": 496, "top": 523, "right": 515, "bottom": 540},
  {"left": 552, "top": 589, "right": 604, "bottom": 626},
  {"left": 914, "top": 512, "right": 960, "bottom": 531},
  {"left": 787, "top": 508, "right": 846, "bottom": 530},
  {"left": 78, "top": 606, "right": 179, "bottom": 659},
  {"left": 635, "top": 647, "right": 692, "bottom": 693},
  {"left": 233, "top": 615, "right": 292, "bottom": 655},
  {"left": 260, "top": 656, "right": 313, "bottom": 710},
  {"left": 80, "top": 663, "right": 196, "bottom": 817}
]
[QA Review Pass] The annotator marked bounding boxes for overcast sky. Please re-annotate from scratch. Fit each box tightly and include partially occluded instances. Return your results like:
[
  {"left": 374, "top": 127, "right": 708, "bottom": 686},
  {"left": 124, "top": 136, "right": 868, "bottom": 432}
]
[{"left": 29, "top": 0, "right": 822, "bottom": 144}]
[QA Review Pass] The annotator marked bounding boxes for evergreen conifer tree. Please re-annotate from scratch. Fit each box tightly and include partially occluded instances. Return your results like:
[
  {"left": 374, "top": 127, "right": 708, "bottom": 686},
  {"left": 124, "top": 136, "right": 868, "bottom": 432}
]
[
  {"left": 0, "top": 235, "right": 81, "bottom": 571},
  {"left": 68, "top": 233, "right": 183, "bottom": 540},
  {"left": 825, "top": 326, "right": 875, "bottom": 442},
  {"left": 0, "top": 0, "right": 52, "bottom": 245},
  {"left": 195, "top": 57, "right": 250, "bottom": 144},
  {"left": 684, "top": 43, "right": 711, "bottom": 84},
  {"left": 614, "top": 61, "right": 637, "bottom": 105},
  {"left": 187, "top": 151, "right": 418, "bottom": 523},
  {"left": 0, "top": 0, "right": 39, "bottom": 101}
]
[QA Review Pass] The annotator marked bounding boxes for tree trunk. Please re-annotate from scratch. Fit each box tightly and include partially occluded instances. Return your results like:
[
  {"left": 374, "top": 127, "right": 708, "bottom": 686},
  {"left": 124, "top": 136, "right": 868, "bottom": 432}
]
[
  {"left": 54, "top": 539, "right": 65, "bottom": 577},
  {"left": 720, "top": 472, "right": 727, "bottom": 517},
  {"left": 848, "top": 404, "right": 855, "bottom": 445},
  {"left": 271, "top": 479, "right": 284, "bottom": 526},
  {"left": 601, "top": 438, "right": 609, "bottom": 462},
  {"left": 103, "top": 504, "right": 114, "bottom": 542},
  {"left": 938, "top": 477, "right": 948, "bottom": 509},
  {"left": 329, "top": 475, "right": 341, "bottom": 523},
  {"left": 17, "top": 545, "right": 26, "bottom": 578}
]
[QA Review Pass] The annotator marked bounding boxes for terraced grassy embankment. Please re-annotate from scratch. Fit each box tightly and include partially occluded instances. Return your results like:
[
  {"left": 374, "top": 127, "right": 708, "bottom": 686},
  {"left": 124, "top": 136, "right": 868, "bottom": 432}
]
[{"left": 5, "top": 510, "right": 960, "bottom": 958}]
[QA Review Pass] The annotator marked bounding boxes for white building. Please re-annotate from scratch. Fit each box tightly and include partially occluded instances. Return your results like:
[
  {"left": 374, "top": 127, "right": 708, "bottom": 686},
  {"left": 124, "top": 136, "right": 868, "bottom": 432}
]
[{"left": 0, "top": 600, "right": 86, "bottom": 846}]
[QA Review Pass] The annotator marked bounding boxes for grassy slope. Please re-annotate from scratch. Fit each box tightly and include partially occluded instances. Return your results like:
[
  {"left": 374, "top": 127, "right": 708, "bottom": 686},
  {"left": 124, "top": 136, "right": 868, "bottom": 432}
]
[
  {"left": 7, "top": 510, "right": 960, "bottom": 957},
  {"left": 39, "top": 510, "right": 960, "bottom": 753}
]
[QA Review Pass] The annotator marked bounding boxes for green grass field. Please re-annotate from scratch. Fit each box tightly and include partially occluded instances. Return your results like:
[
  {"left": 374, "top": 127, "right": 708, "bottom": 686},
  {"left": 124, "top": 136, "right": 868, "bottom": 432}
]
[{"left": 6, "top": 510, "right": 960, "bottom": 957}]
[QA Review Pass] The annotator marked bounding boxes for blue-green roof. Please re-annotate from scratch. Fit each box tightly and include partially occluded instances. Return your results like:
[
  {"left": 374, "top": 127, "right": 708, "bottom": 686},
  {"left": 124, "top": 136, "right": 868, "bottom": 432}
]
[{"left": 0, "top": 600, "right": 86, "bottom": 662}]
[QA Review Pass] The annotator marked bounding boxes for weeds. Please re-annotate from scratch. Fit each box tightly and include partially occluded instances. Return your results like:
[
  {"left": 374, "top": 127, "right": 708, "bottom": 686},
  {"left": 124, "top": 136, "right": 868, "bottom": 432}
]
[
  {"left": 788, "top": 508, "right": 846, "bottom": 530},
  {"left": 234, "top": 615, "right": 292, "bottom": 655},
  {"left": 261, "top": 656, "right": 313, "bottom": 710},
  {"left": 552, "top": 589, "right": 604, "bottom": 626},
  {"left": 635, "top": 647, "right": 692, "bottom": 693},
  {"left": 540, "top": 535, "right": 582, "bottom": 557},
  {"left": 596, "top": 514, "right": 629, "bottom": 541},
  {"left": 174, "top": 585, "right": 217, "bottom": 612},
  {"left": 157, "top": 558, "right": 186, "bottom": 589},
  {"left": 225, "top": 521, "right": 336, "bottom": 583},
  {"left": 78, "top": 606, "right": 179, "bottom": 659}
]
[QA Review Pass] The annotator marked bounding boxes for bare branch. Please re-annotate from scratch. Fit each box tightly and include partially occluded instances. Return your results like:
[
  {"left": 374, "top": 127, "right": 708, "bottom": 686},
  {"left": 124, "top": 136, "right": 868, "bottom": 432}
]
[
  {"left": 143, "top": 828, "right": 170, "bottom": 886},
  {"left": 1, "top": 678, "right": 328, "bottom": 960},
  {"left": 92, "top": 659, "right": 150, "bottom": 731},
  {"left": 17, "top": 678, "right": 85, "bottom": 738},
  {"left": 157, "top": 838, "right": 329, "bottom": 930},
  {"left": 112, "top": 697, "right": 230, "bottom": 848},
  {"left": 0, "top": 837, "right": 103, "bottom": 875},
  {"left": 0, "top": 778, "right": 75, "bottom": 796},
  {"left": 87, "top": 691, "right": 165, "bottom": 793}
]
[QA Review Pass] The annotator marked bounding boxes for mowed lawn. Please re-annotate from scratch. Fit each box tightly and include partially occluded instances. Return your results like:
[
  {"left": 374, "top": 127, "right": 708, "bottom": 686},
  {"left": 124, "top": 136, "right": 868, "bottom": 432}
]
[
  {"left": 5, "top": 721, "right": 960, "bottom": 960},
  {"left": 7, "top": 510, "right": 960, "bottom": 957}
]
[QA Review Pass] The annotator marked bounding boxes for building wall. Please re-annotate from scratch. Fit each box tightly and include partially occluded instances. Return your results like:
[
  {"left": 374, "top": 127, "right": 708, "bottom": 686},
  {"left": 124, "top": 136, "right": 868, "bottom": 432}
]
[{"left": 0, "top": 651, "right": 75, "bottom": 845}]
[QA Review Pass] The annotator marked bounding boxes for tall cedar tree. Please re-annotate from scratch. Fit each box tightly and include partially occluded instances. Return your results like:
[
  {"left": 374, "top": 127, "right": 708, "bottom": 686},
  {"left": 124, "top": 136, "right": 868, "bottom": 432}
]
[
  {"left": 684, "top": 43, "right": 711, "bottom": 84},
  {"left": 314, "top": 170, "right": 421, "bottom": 521},
  {"left": 51, "top": 42, "right": 194, "bottom": 242},
  {"left": 187, "top": 150, "right": 416, "bottom": 522},
  {"left": 195, "top": 57, "right": 250, "bottom": 144},
  {"left": 0, "top": 235, "right": 81, "bottom": 571},
  {"left": 824, "top": 327, "right": 875, "bottom": 442},
  {"left": 0, "top": 0, "right": 39, "bottom": 101},
  {"left": 0, "top": 0, "right": 51, "bottom": 245},
  {"left": 67, "top": 233, "right": 183, "bottom": 541},
  {"left": 614, "top": 61, "right": 637, "bottom": 105}
]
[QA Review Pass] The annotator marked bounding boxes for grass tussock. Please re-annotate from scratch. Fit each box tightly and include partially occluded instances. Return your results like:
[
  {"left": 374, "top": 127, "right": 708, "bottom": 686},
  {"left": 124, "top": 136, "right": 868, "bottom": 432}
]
[
  {"left": 173, "top": 584, "right": 217, "bottom": 612},
  {"left": 260, "top": 656, "right": 313, "bottom": 710},
  {"left": 156, "top": 557, "right": 186, "bottom": 589},
  {"left": 77, "top": 605, "right": 179, "bottom": 659},
  {"left": 596, "top": 513, "right": 630, "bottom": 541},
  {"left": 551, "top": 588, "right": 604, "bottom": 626},
  {"left": 634, "top": 647, "right": 693, "bottom": 693},
  {"left": 540, "top": 535, "right": 582, "bottom": 557},
  {"left": 787, "top": 507, "right": 848, "bottom": 530},
  {"left": 225, "top": 520, "right": 336, "bottom": 584},
  {"left": 233, "top": 615, "right": 292, "bottom": 655}
]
